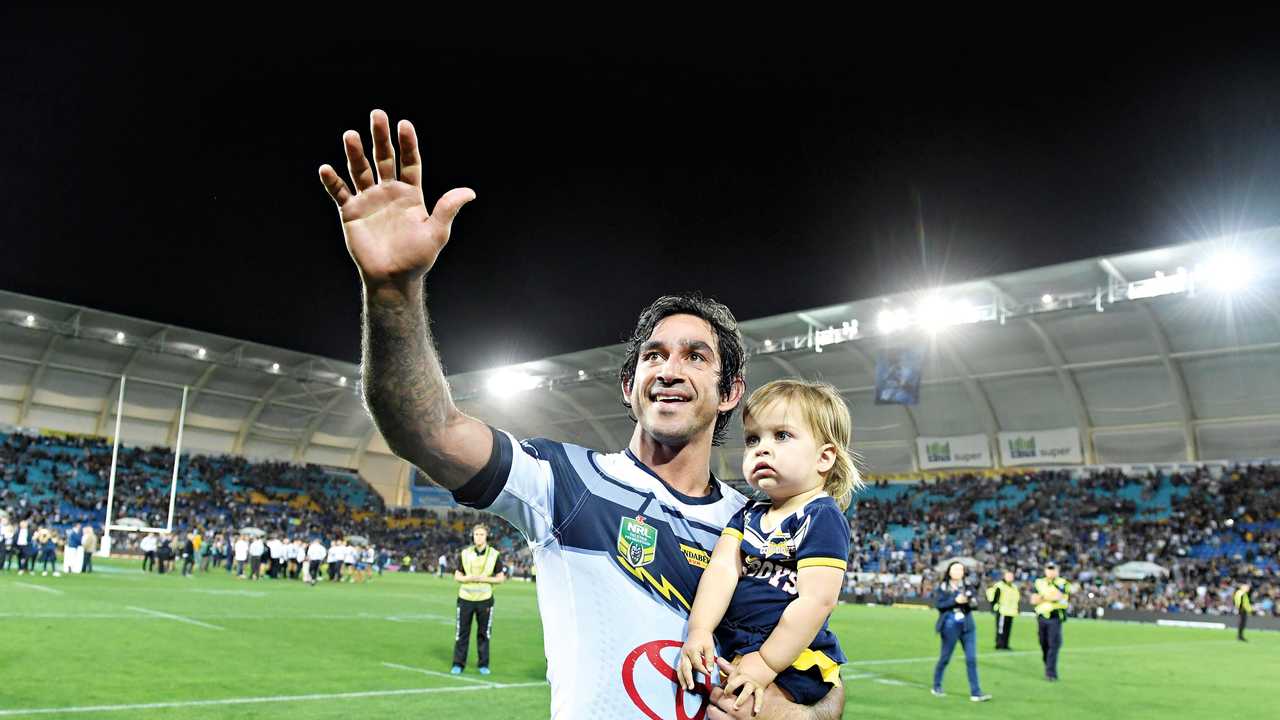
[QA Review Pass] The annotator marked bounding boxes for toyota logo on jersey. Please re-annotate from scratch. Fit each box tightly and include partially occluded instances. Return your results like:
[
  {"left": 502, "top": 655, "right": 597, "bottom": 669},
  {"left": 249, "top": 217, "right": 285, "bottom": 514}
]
[{"left": 622, "top": 640, "right": 713, "bottom": 720}]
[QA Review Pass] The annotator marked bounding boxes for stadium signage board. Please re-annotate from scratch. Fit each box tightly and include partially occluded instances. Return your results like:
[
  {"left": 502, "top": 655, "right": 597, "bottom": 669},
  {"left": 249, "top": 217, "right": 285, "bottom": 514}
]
[
  {"left": 997, "top": 427, "right": 1083, "bottom": 465},
  {"left": 916, "top": 433, "right": 991, "bottom": 470}
]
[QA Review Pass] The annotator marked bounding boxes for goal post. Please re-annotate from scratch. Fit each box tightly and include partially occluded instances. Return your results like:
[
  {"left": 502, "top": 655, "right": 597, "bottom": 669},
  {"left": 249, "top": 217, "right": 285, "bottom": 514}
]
[{"left": 98, "top": 376, "right": 189, "bottom": 556}]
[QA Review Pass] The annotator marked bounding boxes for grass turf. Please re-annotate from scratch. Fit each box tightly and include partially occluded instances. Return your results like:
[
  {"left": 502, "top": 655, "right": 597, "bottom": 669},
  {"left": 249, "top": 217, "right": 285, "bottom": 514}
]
[{"left": 0, "top": 558, "right": 1275, "bottom": 718}]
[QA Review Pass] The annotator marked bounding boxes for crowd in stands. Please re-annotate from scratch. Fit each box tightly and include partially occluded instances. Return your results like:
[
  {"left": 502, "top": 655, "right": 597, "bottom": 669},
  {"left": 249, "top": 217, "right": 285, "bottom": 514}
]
[
  {"left": 0, "top": 430, "right": 531, "bottom": 579},
  {"left": 3, "top": 429, "right": 1274, "bottom": 617},
  {"left": 847, "top": 464, "right": 1278, "bottom": 617}
]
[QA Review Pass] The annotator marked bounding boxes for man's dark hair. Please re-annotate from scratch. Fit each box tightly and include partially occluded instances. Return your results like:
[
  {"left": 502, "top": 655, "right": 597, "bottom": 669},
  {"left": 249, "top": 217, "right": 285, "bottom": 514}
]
[{"left": 619, "top": 293, "right": 746, "bottom": 446}]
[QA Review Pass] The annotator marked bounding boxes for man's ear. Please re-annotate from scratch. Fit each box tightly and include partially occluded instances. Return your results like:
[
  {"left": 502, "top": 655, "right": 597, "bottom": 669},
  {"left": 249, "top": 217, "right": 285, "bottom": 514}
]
[{"left": 718, "top": 375, "right": 745, "bottom": 413}]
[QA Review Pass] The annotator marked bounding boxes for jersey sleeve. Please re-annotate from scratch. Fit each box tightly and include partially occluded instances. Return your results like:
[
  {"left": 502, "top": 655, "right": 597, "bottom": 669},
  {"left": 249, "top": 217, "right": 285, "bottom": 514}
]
[
  {"left": 720, "top": 505, "right": 748, "bottom": 543},
  {"left": 448, "top": 425, "right": 586, "bottom": 546},
  {"left": 794, "top": 501, "right": 851, "bottom": 571}
]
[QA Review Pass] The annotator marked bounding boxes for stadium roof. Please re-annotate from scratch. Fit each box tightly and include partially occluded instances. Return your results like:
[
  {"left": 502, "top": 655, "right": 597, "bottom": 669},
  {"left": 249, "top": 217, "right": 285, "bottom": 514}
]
[{"left": 2, "top": 226, "right": 1278, "bottom": 502}]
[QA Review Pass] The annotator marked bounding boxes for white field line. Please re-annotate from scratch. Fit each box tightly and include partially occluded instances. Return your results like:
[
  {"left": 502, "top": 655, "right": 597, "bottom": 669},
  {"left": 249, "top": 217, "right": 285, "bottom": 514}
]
[
  {"left": 843, "top": 639, "right": 1239, "bottom": 668},
  {"left": 125, "top": 606, "right": 224, "bottom": 631},
  {"left": 12, "top": 582, "right": 64, "bottom": 595},
  {"left": 0, "top": 682, "right": 548, "bottom": 717},
  {"left": 381, "top": 662, "right": 493, "bottom": 686},
  {"left": 0, "top": 613, "right": 451, "bottom": 623}
]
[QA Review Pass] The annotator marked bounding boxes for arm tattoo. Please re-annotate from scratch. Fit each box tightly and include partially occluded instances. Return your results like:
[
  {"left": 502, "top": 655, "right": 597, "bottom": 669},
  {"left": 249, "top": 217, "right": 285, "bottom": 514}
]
[{"left": 360, "top": 282, "right": 456, "bottom": 469}]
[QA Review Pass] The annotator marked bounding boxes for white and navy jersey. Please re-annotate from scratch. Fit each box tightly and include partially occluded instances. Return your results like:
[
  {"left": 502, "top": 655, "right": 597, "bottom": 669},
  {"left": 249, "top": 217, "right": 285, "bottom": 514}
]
[
  {"left": 720, "top": 496, "right": 849, "bottom": 645},
  {"left": 451, "top": 426, "right": 746, "bottom": 720}
]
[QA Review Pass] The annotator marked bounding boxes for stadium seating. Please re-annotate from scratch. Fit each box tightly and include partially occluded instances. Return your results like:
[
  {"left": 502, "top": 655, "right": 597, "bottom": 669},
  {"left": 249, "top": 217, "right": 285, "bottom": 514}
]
[
  {"left": 846, "top": 464, "right": 1277, "bottom": 615},
  {"left": 2, "top": 429, "right": 1271, "bottom": 612}
]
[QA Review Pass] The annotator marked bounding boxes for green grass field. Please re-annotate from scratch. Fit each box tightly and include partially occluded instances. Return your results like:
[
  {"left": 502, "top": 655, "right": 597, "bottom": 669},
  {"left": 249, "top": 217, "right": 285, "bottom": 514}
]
[{"left": 1, "top": 558, "right": 1275, "bottom": 718}]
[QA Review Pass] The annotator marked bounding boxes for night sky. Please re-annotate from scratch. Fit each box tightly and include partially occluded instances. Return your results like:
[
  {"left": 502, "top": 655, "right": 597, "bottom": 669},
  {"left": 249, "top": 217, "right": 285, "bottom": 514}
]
[{"left": 4, "top": 11, "right": 1279, "bottom": 374}]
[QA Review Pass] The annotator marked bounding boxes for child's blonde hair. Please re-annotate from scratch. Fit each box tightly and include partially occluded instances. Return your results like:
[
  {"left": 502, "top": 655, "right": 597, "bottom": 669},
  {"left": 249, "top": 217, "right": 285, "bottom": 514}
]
[{"left": 742, "top": 379, "right": 863, "bottom": 510}]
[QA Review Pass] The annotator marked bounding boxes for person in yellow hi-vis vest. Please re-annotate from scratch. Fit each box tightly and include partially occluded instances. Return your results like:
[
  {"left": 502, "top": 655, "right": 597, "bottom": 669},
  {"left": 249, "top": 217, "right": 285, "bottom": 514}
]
[
  {"left": 985, "top": 570, "right": 1020, "bottom": 650},
  {"left": 1031, "top": 562, "right": 1073, "bottom": 681},
  {"left": 451, "top": 524, "right": 506, "bottom": 675},
  {"left": 1234, "top": 582, "right": 1253, "bottom": 642}
]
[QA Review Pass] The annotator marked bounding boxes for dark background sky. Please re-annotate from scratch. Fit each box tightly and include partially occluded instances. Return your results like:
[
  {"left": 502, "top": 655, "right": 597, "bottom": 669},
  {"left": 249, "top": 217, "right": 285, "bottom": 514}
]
[{"left": 4, "top": 12, "right": 1279, "bottom": 374}]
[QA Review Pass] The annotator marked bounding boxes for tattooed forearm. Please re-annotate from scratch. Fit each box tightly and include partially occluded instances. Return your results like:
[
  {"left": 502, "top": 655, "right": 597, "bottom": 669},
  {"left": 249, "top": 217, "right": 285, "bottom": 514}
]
[{"left": 360, "top": 281, "right": 465, "bottom": 485}]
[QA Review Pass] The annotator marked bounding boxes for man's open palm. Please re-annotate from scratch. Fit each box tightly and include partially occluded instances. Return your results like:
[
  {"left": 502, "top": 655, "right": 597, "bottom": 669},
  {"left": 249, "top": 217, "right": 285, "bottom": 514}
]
[{"left": 319, "top": 109, "right": 475, "bottom": 287}]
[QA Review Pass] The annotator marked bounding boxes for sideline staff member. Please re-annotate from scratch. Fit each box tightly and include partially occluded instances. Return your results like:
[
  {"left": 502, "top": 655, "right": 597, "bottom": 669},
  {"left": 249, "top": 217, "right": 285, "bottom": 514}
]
[
  {"left": 452, "top": 524, "right": 506, "bottom": 675},
  {"left": 985, "top": 570, "right": 1020, "bottom": 650},
  {"left": 1031, "top": 562, "right": 1074, "bottom": 681},
  {"left": 1234, "top": 582, "right": 1252, "bottom": 642}
]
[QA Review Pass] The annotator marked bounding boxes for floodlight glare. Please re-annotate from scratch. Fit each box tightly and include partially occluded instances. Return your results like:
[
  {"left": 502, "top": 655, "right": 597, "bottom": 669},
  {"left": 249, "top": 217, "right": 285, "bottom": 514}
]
[
  {"left": 487, "top": 370, "right": 540, "bottom": 396},
  {"left": 916, "top": 297, "right": 976, "bottom": 333},
  {"left": 1200, "top": 252, "right": 1254, "bottom": 293},
  {"left": 877, "top": 308, "right": 910, "bottom": 335}
]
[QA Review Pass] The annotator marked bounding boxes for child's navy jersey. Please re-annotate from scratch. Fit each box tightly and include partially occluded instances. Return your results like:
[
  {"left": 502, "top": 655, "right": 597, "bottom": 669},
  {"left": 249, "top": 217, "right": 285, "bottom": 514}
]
[
  {"left": 718, "top": 494, "right": 849, "bottom": 648},
  {"left": 714, "top": 494, "right": 850, "bottom": 703}
]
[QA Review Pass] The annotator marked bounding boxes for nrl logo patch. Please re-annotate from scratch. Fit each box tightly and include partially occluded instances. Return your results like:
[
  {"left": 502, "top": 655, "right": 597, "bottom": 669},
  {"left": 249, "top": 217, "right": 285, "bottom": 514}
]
[{"left": 618, "top": 515, "right": 658, "bottom": 568}]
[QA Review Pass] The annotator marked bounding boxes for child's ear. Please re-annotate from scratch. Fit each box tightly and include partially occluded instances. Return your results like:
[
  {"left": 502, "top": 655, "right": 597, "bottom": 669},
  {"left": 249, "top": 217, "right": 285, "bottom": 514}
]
[{"left": 816, "top": 443, "right": 836, "bottom": 474}]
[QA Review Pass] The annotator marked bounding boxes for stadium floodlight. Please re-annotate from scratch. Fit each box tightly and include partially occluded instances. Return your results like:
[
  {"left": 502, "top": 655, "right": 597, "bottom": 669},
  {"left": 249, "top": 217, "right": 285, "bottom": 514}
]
[
  {"left": 338, "top": 376, "right": 348, "bottom": 386},
  {"left": 1042, "top": 294, "right": 1054, "bottom": 305},
  {"left": 1198, "top": 252, "right": 1254, "bottom": 293},
  {"left": 24, "top": 314, "right": 35, "bottom": 326},
  {"left": 487, "top": 369, "right": 541, "bottom": 396},
  {"left": 916, "top": 297, "right": 977, "bottom": 333},
  {"left": 270, "top": 362, "right": 281, "bottom": 373},
  {"left": 578, "top": 370, "right": 587, "bottom": 378},
  {"left": 1127, "top": 267, "right": 1189, "bottom": 300},
  {"left": 196, "top": 347, "right": 207, "bottom": 359},
  {"left": 877, "top": 308, "right": 910, "bottom": 335},
  {"left": 114, "top": 331, "right": 126, "bottom": 343}
]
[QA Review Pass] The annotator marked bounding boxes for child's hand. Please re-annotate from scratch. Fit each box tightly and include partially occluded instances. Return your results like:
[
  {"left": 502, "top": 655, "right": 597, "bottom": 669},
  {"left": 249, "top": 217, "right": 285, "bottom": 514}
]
[
  {"left": 678, "top": 629, "right": 717, "bottom": 691},
  {"left": 722, "top": 652, "right": 778, "bottom": 716}
]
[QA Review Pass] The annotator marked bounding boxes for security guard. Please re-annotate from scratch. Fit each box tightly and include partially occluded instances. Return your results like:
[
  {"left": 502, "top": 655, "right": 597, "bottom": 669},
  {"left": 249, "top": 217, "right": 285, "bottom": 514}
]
[
  {"left": 1234, "top": 582, "right": 1252, "bottom": 642},
  {"left": 451, "top": 524, "right": 506, "bottom": 675},
  {"left": 985, "top": 570, "right": 1020, "bottom": 650},
  {"left": 1031, "top": 562, "right": 1073, "bottom": 681}
]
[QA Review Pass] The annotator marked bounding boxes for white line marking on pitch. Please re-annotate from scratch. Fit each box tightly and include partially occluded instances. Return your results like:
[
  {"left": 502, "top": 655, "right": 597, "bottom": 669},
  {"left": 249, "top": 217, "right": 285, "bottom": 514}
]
[
  {"left": 13, "top": 582, "right": 64, "bottom": 595},
  {"left": 0, "top": 612, "right": 452, "bottom": 623},
  {"left": 126, "top": 606, "right": 224, "bottom": 631},
  {"left": 186, "top": 589, "right": 268, "bottom": 597},
  {"left": 844, "top": 639, "right": 1240, "bottom": 667},
  {"left": 381, "top": 662, "right": 492, "bottom": 686},
  {"left": 0, "top": 681, "right": 549, "bottom": 716}
]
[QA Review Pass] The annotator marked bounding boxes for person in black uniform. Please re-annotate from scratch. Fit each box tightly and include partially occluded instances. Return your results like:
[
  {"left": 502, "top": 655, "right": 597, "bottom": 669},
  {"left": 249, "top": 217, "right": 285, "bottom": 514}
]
[
  {"left": 157, "top": 534, "right": 174, "bottom": 575},
  {"left": 181, "top": 532, "right": 196, "bottom": 577}
]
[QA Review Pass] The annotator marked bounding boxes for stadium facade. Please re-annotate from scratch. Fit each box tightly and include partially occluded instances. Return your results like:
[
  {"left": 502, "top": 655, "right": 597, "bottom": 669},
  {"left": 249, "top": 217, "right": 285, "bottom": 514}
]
[{"left": 1, "top": 227, "right": 1276, "bottom": 506}]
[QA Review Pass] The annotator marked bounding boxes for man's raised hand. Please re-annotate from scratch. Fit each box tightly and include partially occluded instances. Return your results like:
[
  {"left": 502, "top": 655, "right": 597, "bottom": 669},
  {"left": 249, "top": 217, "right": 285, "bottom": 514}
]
[{"left": 318, "top": 109, "right": 475, "bottom": 291}]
